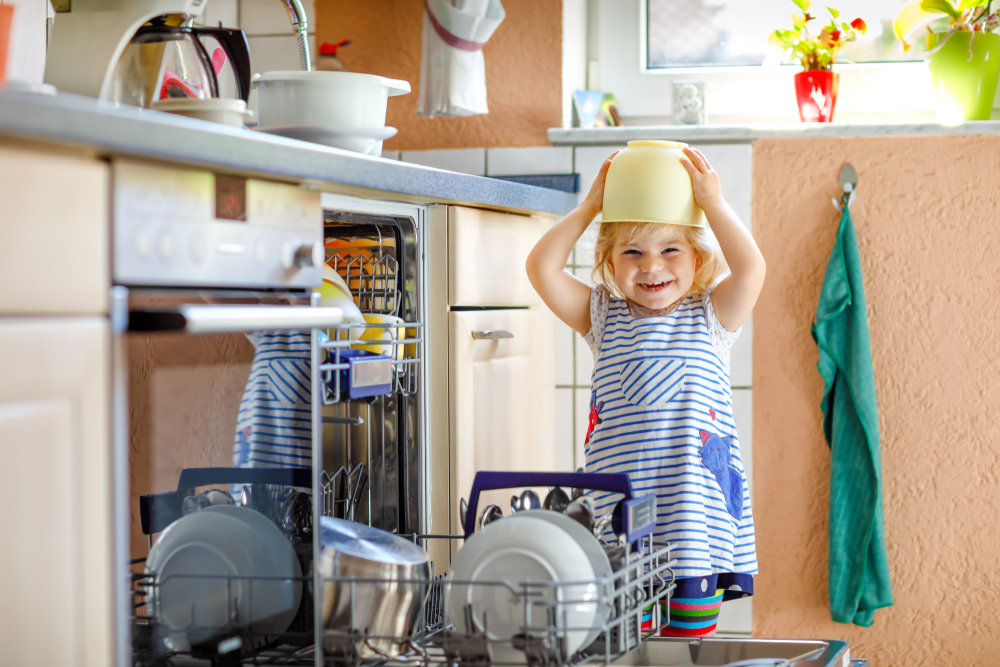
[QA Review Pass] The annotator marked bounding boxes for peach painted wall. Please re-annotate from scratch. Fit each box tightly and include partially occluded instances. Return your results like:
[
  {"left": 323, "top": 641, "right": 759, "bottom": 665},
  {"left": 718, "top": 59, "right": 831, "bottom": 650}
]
[
  {"left": 314, "top": 0, "right": 563, "bottom": 151},
  {"left": 752, "top": 136, "right": 1000, "bottom": 665}
]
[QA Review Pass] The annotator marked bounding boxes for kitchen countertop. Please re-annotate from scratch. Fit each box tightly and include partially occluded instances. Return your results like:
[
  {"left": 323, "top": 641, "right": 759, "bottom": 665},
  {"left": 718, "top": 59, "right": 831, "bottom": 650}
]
[
  {"left": 548, "top": 121, "right": 1000, "bottom": 145},
  {"left": 0, "top": 91, "right": 578, "bottom": 216}
]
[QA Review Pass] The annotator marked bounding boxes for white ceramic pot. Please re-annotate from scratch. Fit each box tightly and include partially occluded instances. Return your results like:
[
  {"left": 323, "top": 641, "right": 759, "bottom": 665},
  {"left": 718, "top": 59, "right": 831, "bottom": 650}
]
[
  {"left": 151, "top": 98, "right": 253, "bottom": 128},
  {"left": 252, "top": 71, "right": 410, "bottom": 129},
  {"left": 602, "top": 140, "right": 706, "bottom": 228}
]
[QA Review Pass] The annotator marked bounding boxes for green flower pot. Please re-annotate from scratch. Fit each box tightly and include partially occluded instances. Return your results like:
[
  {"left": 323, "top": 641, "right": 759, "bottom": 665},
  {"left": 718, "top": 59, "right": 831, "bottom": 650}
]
[{"left": 927, "top": 31, "right": 1000, "bottom": 123}]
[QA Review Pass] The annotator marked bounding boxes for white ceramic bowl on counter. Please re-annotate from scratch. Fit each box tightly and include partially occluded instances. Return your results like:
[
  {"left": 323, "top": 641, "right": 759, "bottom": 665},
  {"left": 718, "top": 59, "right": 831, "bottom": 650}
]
[{"left": 252, "top": 71, "right": 410, "bottom": 129}]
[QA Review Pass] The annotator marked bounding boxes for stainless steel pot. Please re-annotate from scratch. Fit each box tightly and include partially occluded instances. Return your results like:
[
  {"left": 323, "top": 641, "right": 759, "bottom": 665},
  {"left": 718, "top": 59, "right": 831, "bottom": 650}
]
[{"left": 318, "top": 516, "right": 430, "bottom": 658}]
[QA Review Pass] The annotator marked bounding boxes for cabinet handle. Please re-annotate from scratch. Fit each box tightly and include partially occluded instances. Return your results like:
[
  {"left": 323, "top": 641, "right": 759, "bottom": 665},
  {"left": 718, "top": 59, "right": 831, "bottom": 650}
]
[{"left": 472, "top": 330, "right": 514, "bottom": 340}]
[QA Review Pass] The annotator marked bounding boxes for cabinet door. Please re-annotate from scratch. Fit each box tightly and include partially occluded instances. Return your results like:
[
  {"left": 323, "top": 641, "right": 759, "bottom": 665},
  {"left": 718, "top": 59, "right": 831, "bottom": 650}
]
[
  {"left": 0, "top": 318, "right": 113, "bottom": 667},
  {"left": 0, "top": 144, "right": 110, "bottom": 315},
  {"left": 448, "top": 308, "right": 554, "bottom": 548},
  {"left": 447, "top": 206, "right": 552, "bottom": 307}
]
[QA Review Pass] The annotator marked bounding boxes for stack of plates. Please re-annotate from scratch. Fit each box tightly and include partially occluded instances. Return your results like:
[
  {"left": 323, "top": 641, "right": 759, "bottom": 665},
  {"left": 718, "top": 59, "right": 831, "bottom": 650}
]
[
  {"left": 145, "top": 504, "right": 302, "bottom": 650},
  {"left": 447, "top": 510, "right": 613, "bottom": 662},
  {"left": 253, "top": 125, "right": 397, "bottom": 156}
]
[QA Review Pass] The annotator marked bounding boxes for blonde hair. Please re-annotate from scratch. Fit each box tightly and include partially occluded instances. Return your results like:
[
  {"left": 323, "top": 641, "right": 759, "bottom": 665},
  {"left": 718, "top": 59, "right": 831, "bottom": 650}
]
[{"left": 589, "top": 222, "right": 728, "bottom": 299}]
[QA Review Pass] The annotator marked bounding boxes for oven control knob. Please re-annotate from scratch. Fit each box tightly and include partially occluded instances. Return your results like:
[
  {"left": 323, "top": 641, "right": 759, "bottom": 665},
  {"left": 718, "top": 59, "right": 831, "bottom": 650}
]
[{"left": 282, "top": 241, "right": 323, "bottom": 270}]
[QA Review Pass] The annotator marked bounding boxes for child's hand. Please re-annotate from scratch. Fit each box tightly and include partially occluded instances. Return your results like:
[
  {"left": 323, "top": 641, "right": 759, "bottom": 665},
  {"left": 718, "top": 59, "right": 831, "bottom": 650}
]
[
  {"left": 581, "top": 150, "right": 620, "bottom": 215},
  {"left": 679, "top": 147, "right": 724, "bottom": 210}
]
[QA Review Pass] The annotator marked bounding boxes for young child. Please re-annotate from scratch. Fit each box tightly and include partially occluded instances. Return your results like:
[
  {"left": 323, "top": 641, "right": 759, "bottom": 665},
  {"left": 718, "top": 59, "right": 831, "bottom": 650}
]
[{"left": 525, "top": 146, "right": 765, "bottom": 637}]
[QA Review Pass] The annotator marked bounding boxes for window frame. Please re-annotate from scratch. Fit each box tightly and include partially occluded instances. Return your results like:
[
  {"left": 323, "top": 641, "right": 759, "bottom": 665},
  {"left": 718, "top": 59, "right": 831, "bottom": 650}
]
[{"left": 594, "top": 0, "right": 999, "bottom": 124}]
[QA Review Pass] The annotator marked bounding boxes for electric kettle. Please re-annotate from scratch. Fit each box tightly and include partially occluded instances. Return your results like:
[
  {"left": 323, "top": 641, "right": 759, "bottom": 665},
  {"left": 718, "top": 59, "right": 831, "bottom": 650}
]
[{"left": 109, "top": 18, "right": 251, "bottom": 108}]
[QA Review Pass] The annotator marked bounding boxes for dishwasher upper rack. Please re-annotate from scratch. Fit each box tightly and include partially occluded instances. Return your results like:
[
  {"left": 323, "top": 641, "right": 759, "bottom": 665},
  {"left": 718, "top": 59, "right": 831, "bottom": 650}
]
[
  {"left": 324, "top": 242, "right": 401, "bottom": 318},
  {"left": 316, "top": 322, "right": 423, "bottom": 405}
]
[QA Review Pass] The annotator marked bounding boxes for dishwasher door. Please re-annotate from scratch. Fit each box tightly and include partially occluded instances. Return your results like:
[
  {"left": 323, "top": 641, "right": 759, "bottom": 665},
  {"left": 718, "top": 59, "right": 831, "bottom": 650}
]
[{"left": 611, "top": 637, "right": 850, "bottom": 667}]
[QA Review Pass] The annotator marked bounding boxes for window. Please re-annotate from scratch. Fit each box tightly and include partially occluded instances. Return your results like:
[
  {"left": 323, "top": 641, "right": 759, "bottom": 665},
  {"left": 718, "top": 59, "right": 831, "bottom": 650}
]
[{"left": 647, "top": 0, "right": 924, "bottom": 69}]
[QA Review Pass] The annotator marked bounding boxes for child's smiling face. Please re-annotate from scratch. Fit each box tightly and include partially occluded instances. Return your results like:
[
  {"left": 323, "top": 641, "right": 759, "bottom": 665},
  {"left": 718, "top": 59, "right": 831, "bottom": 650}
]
[{"left": 608, "top": 226, "right": 698, "bottom": 310}]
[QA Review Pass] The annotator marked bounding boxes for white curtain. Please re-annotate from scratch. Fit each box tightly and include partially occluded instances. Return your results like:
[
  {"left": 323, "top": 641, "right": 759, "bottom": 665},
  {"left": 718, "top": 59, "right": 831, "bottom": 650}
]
[{"left": 417, "top": 0, "right": 506, "bottom": 118}]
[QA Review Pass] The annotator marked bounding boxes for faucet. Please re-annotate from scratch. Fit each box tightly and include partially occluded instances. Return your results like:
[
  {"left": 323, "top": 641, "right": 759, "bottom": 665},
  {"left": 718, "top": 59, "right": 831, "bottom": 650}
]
[{"left": 279, "top": 0, "right": 312, "bottom": 71}]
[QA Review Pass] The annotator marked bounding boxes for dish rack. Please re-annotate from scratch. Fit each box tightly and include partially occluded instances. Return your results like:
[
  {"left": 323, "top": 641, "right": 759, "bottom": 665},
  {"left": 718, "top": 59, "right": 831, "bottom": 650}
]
[
  {"left": 319, "top": 235, "right": 422, "bottom": 405},
  {"left": 132, "top": 473, "right": 676, "bottom": 667}
]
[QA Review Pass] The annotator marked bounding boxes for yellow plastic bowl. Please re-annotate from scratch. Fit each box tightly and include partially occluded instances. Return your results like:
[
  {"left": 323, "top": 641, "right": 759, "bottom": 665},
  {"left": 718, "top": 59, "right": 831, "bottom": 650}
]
[{"left": 601, "top": 140, "right": 706, "bottom": 228}]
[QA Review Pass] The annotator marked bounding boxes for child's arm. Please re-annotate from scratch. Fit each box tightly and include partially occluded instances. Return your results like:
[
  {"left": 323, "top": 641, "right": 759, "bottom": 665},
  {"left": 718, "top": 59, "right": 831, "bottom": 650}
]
[
  {"left": 526, "top": 153, "right": 618, "bottom": 336},
  {"left": 679, "top": 147, "right": 766, "bottom": 332}
]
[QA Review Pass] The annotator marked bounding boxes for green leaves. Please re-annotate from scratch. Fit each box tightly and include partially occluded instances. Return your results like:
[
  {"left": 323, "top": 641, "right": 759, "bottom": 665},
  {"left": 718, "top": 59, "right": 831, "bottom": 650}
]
[
  {"left": 828, "top": 6, "right": 840, "bottom": 18},
  {"left": 792, "top": 0, "right": 813, "bottom": 11},
  {"left": 895, "top": 0, "right": 955, "bottom": 45},
  {"left": 920, "top": 0, "right": 961, "bottom": 19}
]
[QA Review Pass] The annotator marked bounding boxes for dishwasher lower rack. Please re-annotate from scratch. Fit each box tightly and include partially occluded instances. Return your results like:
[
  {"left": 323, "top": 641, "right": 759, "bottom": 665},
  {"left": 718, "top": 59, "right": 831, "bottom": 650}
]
[
  {"left": 396, "top": 536, "right": 678, "bottom": 667},
  {"left": 129, "top": 536, "right": 675, "bottom": 667}
]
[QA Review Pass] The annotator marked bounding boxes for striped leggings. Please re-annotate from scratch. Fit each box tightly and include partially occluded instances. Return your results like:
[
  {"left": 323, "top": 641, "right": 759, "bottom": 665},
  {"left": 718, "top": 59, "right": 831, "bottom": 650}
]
[{"left": 659, "top": 589, "right": 724, "bottom": 637}]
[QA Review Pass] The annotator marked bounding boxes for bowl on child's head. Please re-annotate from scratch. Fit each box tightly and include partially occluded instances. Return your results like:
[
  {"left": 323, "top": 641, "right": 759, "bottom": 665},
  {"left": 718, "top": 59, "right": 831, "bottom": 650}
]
[{"left": 601, "top": 140, "right": 706, "bottom": 228}]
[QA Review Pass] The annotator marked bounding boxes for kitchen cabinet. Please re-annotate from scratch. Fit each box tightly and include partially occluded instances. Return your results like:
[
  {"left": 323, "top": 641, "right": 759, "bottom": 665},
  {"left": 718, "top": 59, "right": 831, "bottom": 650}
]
[
  {"left": 449, "top": 308, "right": 554, "bottom": 542},
  {"left": 0, "top": 143, "right": 110, "bottom": 315},
  {"left": 426, "top": 205, "right": 556, "bottom": 565},
  {"left": 0, "top": 317, "right": 114, "bottom": 667}
]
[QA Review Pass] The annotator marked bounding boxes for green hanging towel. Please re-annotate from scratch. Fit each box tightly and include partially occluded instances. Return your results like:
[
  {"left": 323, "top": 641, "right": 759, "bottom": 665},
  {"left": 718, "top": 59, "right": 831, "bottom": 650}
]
[{"left": 811, "top": 205, "right": 893, "bottom": 626}]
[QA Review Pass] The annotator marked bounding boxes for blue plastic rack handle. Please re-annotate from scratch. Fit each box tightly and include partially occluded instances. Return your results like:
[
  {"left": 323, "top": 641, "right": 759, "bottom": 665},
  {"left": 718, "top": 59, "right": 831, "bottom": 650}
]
[{"left": 463, "top": 471, "right": 656, "bottom": 543}]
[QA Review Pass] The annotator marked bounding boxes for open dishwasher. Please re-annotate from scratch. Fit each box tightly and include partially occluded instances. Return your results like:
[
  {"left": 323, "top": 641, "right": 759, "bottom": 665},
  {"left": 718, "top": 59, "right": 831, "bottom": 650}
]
[{"left": 121, "top": 174, "right": 427, "bottom": 666}]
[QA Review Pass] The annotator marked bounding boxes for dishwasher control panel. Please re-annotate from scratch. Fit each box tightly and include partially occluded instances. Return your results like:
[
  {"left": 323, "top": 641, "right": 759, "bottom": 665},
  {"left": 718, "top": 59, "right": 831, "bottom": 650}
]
[{"left": 113, "top": 158, "right": 322, "bottom": 289}]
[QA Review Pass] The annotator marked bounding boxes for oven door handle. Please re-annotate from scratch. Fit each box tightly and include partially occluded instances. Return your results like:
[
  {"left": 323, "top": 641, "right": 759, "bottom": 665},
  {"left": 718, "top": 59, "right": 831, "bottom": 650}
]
[{"left": 127, "top": 304, "right": 344, "bottom": 334}]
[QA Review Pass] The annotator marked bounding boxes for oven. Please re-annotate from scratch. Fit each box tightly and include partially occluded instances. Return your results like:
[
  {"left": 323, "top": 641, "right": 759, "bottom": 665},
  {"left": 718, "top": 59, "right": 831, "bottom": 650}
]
[{"left": 113, "top": 159, "right": 427, "bottom": 665}]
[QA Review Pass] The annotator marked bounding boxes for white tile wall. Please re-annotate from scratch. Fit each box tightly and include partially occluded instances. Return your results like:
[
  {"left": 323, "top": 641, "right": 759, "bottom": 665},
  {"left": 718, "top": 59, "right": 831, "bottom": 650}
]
[
  {"left": 486, "top": 146, "right": 573, "bottom": 176},
  {"left": 554, "top": 316, "right": 575, "bottom": 387},
  {"left": 574, "top": 144, "right": 626, "bottom": 208},
  {"left": 716, "top": 596, "right": 753, "bottom": 636},
  {"left": 731, "top": 389, "right": 752, "bottom": 496},
  {"left": 247, "top": 35, "right": 305, "bottom": 73},
  {"left": 687, "top": 143, "right": 753, "bottom": 230},
  {"left": 554, "top": 388, "right": 575, "bottom": 472},
  {"left": 195, "top": 0, "right": 238, "bottom": 28},
  {"left": 240, "top": 0, "right": 315, "bottom": 35},
  {"left": 730, "top": 315, "right": 752, "bottom": 388},
  {"left": 401, "top": 149, "right": 486, "bottom": 176}
]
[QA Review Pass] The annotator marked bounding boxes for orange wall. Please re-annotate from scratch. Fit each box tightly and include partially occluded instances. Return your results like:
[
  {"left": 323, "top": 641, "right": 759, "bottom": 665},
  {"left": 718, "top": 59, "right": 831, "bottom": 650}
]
[
  {"left": 752, "top": 136, "right": 1000, "bottom": 665},
  {"left": 314, "top": 0, "right": 563, "bottom": 151}
]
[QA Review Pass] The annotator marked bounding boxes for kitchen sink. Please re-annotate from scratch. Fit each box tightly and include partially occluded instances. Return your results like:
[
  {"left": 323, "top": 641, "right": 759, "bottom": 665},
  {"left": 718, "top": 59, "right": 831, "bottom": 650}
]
[{"left": 611, "top": 637, "right": 849, "bottom": 667}]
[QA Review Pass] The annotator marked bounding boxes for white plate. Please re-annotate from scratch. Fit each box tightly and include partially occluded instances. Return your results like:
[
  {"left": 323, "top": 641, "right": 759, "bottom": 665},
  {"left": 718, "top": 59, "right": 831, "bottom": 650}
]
[
  {"left": 151, "top": 98, "right": 254, "bottom": 128},
  {"left": 146, "top": 509, "right": 300, "bottom": 644},
  {"left": 516, "top": 510, "right": 613, "bottom": 648},
  {"left": 447, "top": 515, "right": 599, "bottom": 662},
  {"left": 202, "top": 504, "right": 302, "bottom": 631},
  {"left": 254, "top": 125, "right": 397, "bottom": 154}
]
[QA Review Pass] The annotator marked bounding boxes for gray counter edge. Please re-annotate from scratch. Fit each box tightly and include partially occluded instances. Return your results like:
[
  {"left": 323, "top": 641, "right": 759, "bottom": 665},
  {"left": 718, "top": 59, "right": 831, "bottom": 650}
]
[{"left": 0, "top": 91, "right": 578, "bottom": 216}]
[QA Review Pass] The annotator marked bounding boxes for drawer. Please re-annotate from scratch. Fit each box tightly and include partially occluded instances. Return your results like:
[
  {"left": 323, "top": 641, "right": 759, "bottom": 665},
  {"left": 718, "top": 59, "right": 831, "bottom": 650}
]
[
  {"left": 0, "top": 144, "right": 110, "bottom": 315},
  {"left": 447, "top": 205, "right": 551, "bottom": 307}
]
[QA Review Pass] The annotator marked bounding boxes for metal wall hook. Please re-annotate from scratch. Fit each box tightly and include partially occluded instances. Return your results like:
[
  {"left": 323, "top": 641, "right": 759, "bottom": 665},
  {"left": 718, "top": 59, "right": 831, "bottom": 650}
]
[{"left": 833, "top": 163, "right": 858, "bottom": 213}]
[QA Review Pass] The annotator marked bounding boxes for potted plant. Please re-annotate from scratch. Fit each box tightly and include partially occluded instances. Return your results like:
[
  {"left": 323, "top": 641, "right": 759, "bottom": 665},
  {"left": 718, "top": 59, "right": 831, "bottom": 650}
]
[
  {"left": 768, "top": 0, "right": 867, "bottom": 122},
  {"left": 894, "top": 0, "right": 1000, "bottom": 122}
]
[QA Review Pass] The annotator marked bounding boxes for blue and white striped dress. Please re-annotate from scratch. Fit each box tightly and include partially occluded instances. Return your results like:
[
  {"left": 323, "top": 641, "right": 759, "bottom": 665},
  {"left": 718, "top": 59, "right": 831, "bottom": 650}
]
[
  {"left": 232, "top": 332, "right": 313, "bottom": 470},
  {"left": 584, "top": 285, "right": 758, "bottom": 590}
]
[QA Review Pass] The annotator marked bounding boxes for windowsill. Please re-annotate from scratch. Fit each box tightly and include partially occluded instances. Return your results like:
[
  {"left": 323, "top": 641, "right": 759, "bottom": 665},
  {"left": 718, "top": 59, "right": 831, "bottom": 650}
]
[{"left": 547, "top": 120, "right": 1000, "bottom": 145}]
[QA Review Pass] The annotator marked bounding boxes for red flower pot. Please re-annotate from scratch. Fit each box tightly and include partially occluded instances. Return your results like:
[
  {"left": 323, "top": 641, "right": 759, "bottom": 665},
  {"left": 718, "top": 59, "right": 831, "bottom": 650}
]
[{"left": 794, "top": 69, "right": 839, "bottom": 123}]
